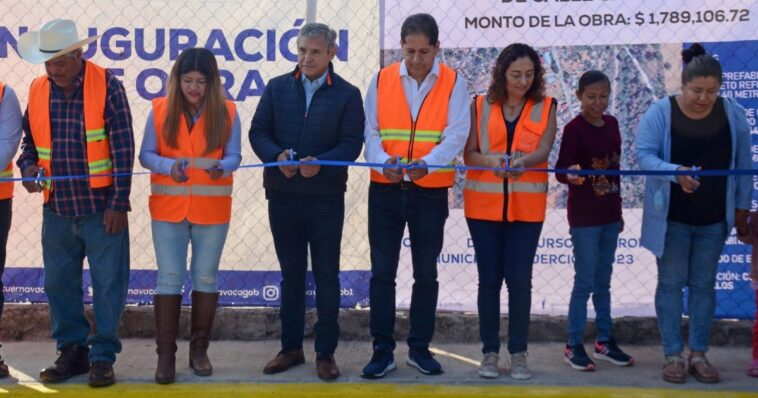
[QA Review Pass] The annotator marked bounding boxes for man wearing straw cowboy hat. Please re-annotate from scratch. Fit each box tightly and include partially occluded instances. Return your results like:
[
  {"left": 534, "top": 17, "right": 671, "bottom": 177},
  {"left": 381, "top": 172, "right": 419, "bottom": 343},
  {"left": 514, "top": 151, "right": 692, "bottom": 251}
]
[{"left": 16, "top": 19, "right": 134, "bottom": 388}]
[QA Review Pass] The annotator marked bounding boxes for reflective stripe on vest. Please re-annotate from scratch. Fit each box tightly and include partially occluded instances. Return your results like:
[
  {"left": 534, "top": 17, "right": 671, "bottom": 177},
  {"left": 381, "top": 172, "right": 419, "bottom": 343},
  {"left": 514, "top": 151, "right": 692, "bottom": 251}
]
[
  {"left": 149, "top": 97, "right": 236, "bottom": 224},
  {"left": 506, "top": 149, "right": 548, "bottom": 196},
  {"left": 379, "top": 129, "right": 443, "bottom": 143},
  {"left": 463, "top": 179, "right": 548, "bottom": 194},
  {"left": 372, "top": 62, "right": 457, "bottom": 187},
  {"left": 0, "top": 83, "right": 12, "bottom": 200},
  {"left": 88, "top": 158, "right": 113, "bottom": 174},
  {"left": 27, "top": 61, "right": 111, "bottom": 203},
  {"left": 477, "top": 99, "right": 501, "bottom": 157},
  {"left": 151, "top": 183, "right": 234, "bottom": 197},
  {"left": 36, "top": 147, "right": 51, "bottom": 160},
  {"left": 463, "top": 95, "right": 552, "bottom": 222},
  {"left": 86, "top": 128, "right": 106, "bottom": 142}
]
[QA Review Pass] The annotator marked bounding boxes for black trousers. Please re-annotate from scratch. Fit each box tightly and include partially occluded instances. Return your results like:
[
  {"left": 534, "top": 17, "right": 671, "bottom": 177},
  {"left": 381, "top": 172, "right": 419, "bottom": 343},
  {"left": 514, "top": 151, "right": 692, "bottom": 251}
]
[
  {"left": 267, "top": 191, "right": 344, "bottom": 354},
  {"left": 0, "top": 198, "right": 12, "bottom": 323}
]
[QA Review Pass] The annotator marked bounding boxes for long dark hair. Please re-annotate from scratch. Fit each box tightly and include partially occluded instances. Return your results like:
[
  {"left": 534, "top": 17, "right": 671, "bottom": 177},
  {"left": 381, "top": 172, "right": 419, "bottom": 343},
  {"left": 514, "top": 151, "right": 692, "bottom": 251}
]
[
  {"left": 163, "top": 47, "right": 230, "bottom": 154},
  {"left": 486, "top": 43, "right": 545, "bottom": 105}
]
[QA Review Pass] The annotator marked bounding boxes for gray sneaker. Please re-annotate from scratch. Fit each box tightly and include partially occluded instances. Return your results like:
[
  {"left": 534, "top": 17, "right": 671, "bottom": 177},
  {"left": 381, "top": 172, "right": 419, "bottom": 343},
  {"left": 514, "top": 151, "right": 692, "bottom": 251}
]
[
  {"left": 478, "top": 352, "right": 499, "bottom": 378},
  {"left": 510, "top": 351, "right": 531, "bottom": 380}
]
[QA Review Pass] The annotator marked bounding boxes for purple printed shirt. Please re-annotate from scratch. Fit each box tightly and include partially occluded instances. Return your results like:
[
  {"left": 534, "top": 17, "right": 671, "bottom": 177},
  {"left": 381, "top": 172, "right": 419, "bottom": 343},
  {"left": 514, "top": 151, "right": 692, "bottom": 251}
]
[{"left": 555, "top": 114, "right": 622, "bottom": 228}]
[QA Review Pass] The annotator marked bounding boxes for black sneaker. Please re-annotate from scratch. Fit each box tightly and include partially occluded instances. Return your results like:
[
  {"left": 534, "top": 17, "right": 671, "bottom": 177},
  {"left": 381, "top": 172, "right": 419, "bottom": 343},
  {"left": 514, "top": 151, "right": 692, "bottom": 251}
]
[
  {"left": 89, "top": 361, "right": 115, "bottom": 388},
  {"left": 361, "top": 349, "right": 396, "bottom": 379},
  {"left": 407, "top": 348, "right": 443, "bottom": 375},
  {"left": 0, "top": 344, "right": 8, "bottom": 378},
  {"left": 564, "top": 344, "right": 595, "bottom": 371},
  {"left": 594, "top": 339, "right": 634, "bottom": 366},
  {"left": 40, "top": 344, "right": 90, "bottom": 383},
  {"left": 0, "top": 355, "right": 8, "bottom": 378}
]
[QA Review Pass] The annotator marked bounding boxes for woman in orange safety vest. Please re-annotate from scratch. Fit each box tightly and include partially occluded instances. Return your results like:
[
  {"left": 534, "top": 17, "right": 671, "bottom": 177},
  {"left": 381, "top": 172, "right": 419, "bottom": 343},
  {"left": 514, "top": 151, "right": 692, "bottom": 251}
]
[
  {"left": 463, "top": 43, "right": 557, "bottom": 381},
  {"left": 138, "top": 48, "right": 241, "bottom": 384}
]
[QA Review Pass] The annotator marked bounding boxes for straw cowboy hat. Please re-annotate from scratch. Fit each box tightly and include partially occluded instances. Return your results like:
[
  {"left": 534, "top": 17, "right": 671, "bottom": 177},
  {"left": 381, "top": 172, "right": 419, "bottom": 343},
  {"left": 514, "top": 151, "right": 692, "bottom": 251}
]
[{"left": 17, "top": 19, "right": 99, "bottom": 64}]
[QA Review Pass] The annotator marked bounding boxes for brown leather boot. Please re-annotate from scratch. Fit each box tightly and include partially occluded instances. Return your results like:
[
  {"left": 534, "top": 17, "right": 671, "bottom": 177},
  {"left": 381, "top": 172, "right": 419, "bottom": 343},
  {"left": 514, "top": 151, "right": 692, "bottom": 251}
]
[
  {"left": 189, "top": 291, "right": 219, "bottom": 376},
  {"left": 154, "top": 294, "right": 182, "bottom": 384}
]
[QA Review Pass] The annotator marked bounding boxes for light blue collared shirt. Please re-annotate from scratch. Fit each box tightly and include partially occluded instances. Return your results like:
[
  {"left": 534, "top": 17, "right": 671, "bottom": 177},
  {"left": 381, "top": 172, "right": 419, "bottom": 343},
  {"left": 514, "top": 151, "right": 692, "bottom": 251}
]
[
  {"left": 0, "top": 86, "right": 22, "bottom": 168},
  {"left": 301, "top": 70, "right": 328, "bottom": 112}
]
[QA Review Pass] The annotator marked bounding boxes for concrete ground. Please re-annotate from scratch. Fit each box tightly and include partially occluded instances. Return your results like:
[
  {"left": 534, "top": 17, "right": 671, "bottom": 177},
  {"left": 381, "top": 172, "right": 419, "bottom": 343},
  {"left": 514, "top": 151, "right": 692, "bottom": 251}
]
[
  {"left": 0, "top": 305, "right": 756, "bottom": 396},
  {"left": 0, "top": 339, "right": 756, "bottom": 394}
]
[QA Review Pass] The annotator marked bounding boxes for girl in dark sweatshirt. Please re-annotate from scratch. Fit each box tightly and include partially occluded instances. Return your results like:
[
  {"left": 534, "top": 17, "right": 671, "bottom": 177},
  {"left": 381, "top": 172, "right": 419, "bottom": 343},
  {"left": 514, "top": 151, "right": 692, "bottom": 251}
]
[{"left": 556, "top": 70, "right": 633, "bottom": 371}]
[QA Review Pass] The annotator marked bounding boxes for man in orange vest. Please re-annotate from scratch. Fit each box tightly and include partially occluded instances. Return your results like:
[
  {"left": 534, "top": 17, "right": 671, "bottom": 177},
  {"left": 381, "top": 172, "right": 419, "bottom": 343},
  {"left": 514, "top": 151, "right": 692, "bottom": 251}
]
[
  {"left": 0, "top": 81, "right": 22, "bottom": 378},
  {"left": 361, "top": 13, "right": 470, "bottom": 378},
  {"left": 16, "top": 19, "right": 134, "bottom": 388}
]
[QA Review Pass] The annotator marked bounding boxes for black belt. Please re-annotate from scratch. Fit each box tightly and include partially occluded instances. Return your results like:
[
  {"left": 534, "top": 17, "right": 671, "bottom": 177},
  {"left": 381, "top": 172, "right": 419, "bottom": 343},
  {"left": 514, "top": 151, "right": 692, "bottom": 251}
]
[{"left": 371, "top": 181, "right": 447, "bottom": 192}]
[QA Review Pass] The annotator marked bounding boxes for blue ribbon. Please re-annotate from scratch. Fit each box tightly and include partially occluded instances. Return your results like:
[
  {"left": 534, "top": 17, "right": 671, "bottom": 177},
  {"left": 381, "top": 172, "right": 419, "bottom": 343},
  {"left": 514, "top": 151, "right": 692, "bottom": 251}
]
[{"left": 5, "top": 159, "right": 757, "bottom": 183}]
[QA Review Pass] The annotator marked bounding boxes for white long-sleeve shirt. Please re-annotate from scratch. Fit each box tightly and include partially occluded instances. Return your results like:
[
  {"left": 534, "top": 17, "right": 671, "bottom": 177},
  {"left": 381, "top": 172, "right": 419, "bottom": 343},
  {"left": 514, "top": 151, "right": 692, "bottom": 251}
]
[{"left": 363, "top": 60, "right": 470, "bottom": 177}]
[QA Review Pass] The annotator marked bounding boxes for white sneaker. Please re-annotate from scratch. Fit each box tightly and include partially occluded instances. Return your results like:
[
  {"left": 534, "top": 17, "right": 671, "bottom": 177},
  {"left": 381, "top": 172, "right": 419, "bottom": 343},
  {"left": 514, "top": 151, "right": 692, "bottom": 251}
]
[
  {"left": 510, "top": 351, "right": 531, "bottom": 380},
  {"left": 478, "top": 352, "right": 499, "bottom": 378}
]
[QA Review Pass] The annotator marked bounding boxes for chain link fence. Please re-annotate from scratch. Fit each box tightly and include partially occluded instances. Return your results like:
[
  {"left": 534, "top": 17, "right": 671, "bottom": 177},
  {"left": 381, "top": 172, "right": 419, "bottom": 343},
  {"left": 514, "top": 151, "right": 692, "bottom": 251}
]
[{"left": 0, "top": 0, "right": 756, "bottom": 319}]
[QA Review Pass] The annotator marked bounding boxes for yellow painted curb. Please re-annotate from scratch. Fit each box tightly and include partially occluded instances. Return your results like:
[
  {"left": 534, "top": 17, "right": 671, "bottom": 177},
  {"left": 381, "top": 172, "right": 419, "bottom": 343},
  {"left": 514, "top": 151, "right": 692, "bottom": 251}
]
[{"left": 2, "top": 383, "right": 756, "bottom": 398}]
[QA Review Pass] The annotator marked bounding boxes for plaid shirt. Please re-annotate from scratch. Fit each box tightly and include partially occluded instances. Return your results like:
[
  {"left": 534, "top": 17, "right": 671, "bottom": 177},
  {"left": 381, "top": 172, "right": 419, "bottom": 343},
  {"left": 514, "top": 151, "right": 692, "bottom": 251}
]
[{"left": 17, "top": 61, "right": 134, "bottom": 217}]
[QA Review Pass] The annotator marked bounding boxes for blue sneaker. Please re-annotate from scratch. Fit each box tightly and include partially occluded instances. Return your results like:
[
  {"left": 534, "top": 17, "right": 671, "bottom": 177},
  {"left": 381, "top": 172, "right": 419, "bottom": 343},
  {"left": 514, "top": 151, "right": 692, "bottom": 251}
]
[
  {"left": 361, "top": 350, "right": 396, "bottom": 379},
  {"left": 564, "top": 344, "right": 595, "bottom": 371},
  {"left": 407, "top": 348, "right": 443, "bottom": 375},
  {"left": 594, "top": 339, "right": 634, "bottom": 366}
]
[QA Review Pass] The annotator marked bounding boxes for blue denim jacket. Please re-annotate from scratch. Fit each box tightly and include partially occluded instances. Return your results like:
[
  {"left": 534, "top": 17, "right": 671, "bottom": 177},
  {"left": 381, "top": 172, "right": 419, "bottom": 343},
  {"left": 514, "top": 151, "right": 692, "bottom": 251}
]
[{"left": 636, "top": 96, "right": 752, "bottom": 258}]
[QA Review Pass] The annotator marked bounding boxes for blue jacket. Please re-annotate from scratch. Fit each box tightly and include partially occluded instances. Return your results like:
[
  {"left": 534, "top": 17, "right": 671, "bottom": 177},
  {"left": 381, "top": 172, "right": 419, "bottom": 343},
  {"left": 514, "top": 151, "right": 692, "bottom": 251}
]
[
  {"left": 636, "top": 96, "right": 752, "bottom": 258},
  {"left": 249, "top": 63, "right": 365, "bottom": 195}
]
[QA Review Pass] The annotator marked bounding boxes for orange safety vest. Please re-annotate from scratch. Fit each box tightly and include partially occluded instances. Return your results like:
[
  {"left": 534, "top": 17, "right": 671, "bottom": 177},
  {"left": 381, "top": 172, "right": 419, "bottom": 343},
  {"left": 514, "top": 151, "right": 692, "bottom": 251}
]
[
  {"left": 372, "top": 62, "right": 457, "bottom": 188},
  {"left": 149, "top": 97, "right": 235, "bottom": 224},
  {"left": 463, "top": 95, "right": 552, "bottom": 222},
  {"left": 27, "top": 60, "right": 112, "bottom": 203},
  {"left": 0, "top": 83, "right": 12, "bottom": 200}
]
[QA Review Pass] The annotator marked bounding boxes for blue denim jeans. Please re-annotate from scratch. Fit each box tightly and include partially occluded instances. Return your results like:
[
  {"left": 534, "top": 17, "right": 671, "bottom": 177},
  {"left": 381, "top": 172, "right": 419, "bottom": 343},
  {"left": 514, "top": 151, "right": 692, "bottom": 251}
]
[
  {"left": 655, "top": 220, "right": 727, "bottom": 356},
  {"left": 368, "top": 182, "right": 448, "bottom": 352},
  {"left": 151, "top": 220, "right": 229, "bottom": 295},
  {"left": 268, "top": 191, "right": 344, "bottom": 355},
  {"left": 42, "top": 208, "right": 130, "bottom": 363},
  {"left": 567, "top": 222, "right": 620, "bottom": 346},
  {"left": 466, "top": 218, "right": 543, "bottom": 354}
]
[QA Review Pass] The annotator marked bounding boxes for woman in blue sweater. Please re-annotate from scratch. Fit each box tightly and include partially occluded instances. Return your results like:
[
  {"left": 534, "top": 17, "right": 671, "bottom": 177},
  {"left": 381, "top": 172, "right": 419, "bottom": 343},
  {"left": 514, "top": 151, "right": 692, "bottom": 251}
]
[{"left": 636, "top": 43, "right": 752, "bottom": 384}]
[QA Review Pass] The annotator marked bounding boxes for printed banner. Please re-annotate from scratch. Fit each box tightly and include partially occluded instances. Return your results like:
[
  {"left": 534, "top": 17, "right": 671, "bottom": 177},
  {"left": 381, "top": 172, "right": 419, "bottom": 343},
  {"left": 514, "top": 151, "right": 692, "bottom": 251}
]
[
  {"left": 0, "top": 0, "right": 380, "bottom": 307},
  {"left": 381, "top": 0, "right": 758, "bottom": 318},
  {"left": 382, "top": 0, "right": 758, "bottom": 48}
]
